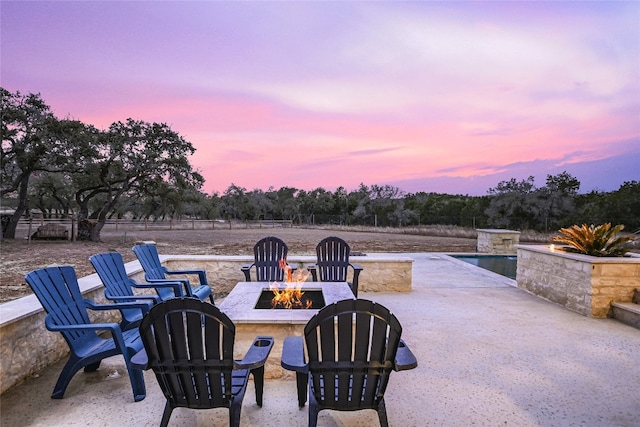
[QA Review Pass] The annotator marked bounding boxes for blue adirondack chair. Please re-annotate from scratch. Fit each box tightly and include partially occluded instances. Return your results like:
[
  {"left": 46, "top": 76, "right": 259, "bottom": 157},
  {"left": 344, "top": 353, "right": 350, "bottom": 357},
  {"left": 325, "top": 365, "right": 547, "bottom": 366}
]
[
  {"left": 131, "top": 298, "right": 274, "bottom": 427},
  {"left": 281, "top": 299, "right": 417, "bottom": 426},
  {"left": 24, "top": 266, "right": 147, "bottom": 401},
  {"left": 90, "top": 252, "right": 184, "bottom": 329},
  {"left": 241, "top": 236, "right": 296, "bottom": 282},
  {"left": 132, "top": 244, "right": 214, "bottom": 303},
  {"left": 307, "top": 236, "right": 363, "bottom": 297}
]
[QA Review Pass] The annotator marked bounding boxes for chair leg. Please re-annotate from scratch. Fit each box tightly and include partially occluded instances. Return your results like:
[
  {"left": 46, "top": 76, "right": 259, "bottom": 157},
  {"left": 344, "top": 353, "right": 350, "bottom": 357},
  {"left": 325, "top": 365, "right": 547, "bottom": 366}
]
[
  {"left": 230, "top": 396, "right": 244, "bottom": 427},
  {"left": 251, "top": 366, "right": 265, "bottom": 406},
  {"left": 376, "top": 397, "right": 389, "bottom": 427},
  {"left": 159, "top": 401, "right": 174, "bottom": 427},
  {"left": 308, "top": 389, "right": 319, "bottom": 427},
  {"left": 349, "top": 282, "right": 358, "bottom": 298},
  {"left": 126, "top": 365, "right": 146, "bottom": 402},
  {"left": 296, "top": 372, "right": 308, "bottom": 407},
  {"left": 51, "top": 355, "right": 85, "bottom": 399}
]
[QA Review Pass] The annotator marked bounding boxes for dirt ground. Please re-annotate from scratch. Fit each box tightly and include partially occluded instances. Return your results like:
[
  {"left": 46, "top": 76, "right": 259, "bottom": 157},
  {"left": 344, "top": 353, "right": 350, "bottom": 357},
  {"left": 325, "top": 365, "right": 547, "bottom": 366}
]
[{"left": 0, "top": 226, "right": 479, "bottom": 303}]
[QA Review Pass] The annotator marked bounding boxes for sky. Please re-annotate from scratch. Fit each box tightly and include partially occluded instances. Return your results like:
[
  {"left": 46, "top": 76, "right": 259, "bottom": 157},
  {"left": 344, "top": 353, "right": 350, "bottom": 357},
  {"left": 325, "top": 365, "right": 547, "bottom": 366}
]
[{"left": 2, "top": 1, "right": 639, "bottom": 196}]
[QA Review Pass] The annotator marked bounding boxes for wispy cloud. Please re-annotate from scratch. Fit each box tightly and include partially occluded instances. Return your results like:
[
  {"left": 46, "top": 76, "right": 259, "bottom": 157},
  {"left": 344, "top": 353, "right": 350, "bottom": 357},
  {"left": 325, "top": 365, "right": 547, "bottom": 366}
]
[{"left": 1, "top": 1, "right": 637, "bottom": 195}]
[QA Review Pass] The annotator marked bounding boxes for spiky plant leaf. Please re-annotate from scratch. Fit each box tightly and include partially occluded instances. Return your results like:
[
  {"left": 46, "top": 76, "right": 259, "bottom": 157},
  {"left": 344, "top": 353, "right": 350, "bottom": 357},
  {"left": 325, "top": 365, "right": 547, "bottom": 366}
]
[{"left": 552, "top": 223, "right": 635, "bottom": 257}]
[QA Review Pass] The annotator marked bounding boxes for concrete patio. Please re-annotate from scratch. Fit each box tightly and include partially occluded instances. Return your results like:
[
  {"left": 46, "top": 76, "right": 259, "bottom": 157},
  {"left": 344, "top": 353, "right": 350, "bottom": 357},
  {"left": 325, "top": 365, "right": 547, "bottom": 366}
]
[{"left": 1, "top": 253, "right": 639, "bottom": 426}]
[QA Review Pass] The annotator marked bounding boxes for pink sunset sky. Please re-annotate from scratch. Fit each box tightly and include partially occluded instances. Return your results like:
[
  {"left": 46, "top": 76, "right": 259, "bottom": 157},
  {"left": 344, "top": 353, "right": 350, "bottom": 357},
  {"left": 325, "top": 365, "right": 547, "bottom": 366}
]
[{"left": 2, "top": 1, "right": 638, "bottom": 196}]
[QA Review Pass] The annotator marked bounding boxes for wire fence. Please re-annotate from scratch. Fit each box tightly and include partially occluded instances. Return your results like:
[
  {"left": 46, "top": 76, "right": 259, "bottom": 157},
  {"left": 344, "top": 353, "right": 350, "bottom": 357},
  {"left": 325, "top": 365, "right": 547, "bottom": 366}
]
[{"left": 9, "top": 217, "right": 295, "bottom": 241}]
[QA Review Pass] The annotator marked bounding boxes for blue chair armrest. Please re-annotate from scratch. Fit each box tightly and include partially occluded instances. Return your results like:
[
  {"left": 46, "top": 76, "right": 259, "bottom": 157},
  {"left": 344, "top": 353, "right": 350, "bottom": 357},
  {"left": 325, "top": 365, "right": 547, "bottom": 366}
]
[
  {"left": 131, "top": 280, "right": 183, "bottom": 297},
  {"left": 394, "top": 339, "right": 418, "bottom": 371},
  {"left": 240, "top": 263, "right": 254, "bottom": 281},
  {"left": 104, "top": 292, "right": 159, "bottom": 304},
  {"left": 84, "top": 299, "right": 151, "bottom": 313},
  {"left": 350, "top": 263, "right": 363, "bottom": 272},
  {"left": 45, "top": 315, "right": 121, "bottom": 334},
  {"left": 145, "top": 276, "right": 191, "bottom": 297},
  {"left": 281, "top": 336, "right": 308, "bottom": 373},
  {"left": 131, "top": 348, "right": 149, "bottom": 370},
  {"left": 235, "top": 336, "right": 274, "bottom": 370},
  {"left": 164, "top": 268, "right": 209, "bottom": 287}
]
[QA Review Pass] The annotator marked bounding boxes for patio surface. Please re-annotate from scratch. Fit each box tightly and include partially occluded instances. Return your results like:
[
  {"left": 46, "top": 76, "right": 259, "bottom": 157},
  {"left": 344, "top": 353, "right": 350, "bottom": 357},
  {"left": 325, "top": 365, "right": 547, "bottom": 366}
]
[{"left": 1, "top": 253, "right": 639, "bottom": 426}]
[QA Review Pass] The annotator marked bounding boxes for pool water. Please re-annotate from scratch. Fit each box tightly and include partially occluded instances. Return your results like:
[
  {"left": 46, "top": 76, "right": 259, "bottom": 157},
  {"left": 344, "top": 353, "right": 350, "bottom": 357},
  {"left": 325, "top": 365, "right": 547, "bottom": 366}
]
[{"left": 451, "top": 255, "right": 517, "bottom": 279}]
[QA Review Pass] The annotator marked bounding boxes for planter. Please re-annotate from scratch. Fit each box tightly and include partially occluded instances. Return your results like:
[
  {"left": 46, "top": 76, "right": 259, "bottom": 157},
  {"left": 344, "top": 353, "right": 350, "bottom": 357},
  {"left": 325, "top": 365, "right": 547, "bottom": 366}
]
[{"left": 516, "top": 245, "right": 640, "bottom": 318}]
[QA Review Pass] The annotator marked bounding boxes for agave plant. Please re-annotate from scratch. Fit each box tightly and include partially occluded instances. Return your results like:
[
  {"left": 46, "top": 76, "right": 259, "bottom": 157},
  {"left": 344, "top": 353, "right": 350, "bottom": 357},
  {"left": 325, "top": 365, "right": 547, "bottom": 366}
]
[{"left": 552, "top": 223, "right": 635, "bottom": 257}]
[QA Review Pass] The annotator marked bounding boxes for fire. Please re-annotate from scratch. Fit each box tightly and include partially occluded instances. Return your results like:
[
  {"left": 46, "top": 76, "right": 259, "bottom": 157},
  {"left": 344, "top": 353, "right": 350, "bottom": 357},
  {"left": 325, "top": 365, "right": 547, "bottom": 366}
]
[{"left": 270, "top": 258, "right": 312, "bottom": 309}]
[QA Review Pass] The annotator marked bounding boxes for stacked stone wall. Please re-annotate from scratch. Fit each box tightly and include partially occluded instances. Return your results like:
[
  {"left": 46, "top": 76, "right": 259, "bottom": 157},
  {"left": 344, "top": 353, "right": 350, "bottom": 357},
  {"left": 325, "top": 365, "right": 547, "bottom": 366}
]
[
  {"left": 516, "top": 245, "right": 640, "bottom": 317},
  {"left": 591, "top": 263, "right": 640, "bottom": 317},
  {"left": 477, "top": 229, "right": 520, "bottom": 254},
  {"left": 164, "top": 255, "right": 413, "bottom": 294}
]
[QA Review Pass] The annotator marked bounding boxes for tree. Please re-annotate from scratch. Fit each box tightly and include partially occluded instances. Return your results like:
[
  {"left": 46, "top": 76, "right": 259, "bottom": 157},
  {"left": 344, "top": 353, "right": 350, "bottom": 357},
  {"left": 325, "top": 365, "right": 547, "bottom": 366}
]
[
  {"left": 220, "top": 184, "right": 249, "bottom": 220},
  {"left": 538, "top": 171, "right": 580, "bottom": 231},
  {"left": 30, "top": 172, "right": 75, "bottom": 218},
  {"left": 273, "top": 186, "right": 299, "bottom": 219},
  {"left": 486, "top": 176, "right": 539, "bottom": 229},
  {"left": 350, "top": 184, "right": 373, "bottom": 225},
  {"left": 71, "top": 119, "right": 204, "bottom": 241},
  {"left": 1, "top": 88, "right": 72, "bottom": 238},
  {"left": 604, "top": 181, "right": 640, "bottom": 231}
]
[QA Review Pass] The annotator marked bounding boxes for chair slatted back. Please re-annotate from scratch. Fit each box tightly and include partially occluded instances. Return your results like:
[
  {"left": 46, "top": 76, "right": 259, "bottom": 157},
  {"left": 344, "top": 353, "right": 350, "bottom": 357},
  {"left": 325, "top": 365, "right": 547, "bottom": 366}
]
[
  {"left": 253, "top": 236, "right": 288, "bottom": 282},
  {"left": 138, "top": 298, "right": 239, "bottom": 409},
  {"left": 132, "top": 244, "right": 166, "bottom": 281},
  {"left": 90, "top": 252, "right": 148, "bottom": 323},
  {"left": 25, "top": 266, "right": 99, "bottom": 348},
  {"left": 315, "top": 236, "right": 351, "bottom": 282},
  {"left": 132, "top": 245, "right": 174, "bottom": 300},
  {"left": 90, "top": 252, "right": 136, "bottom": 300},
  {"left": 304, "top": 299, "right": 402, "bottom": 411}
]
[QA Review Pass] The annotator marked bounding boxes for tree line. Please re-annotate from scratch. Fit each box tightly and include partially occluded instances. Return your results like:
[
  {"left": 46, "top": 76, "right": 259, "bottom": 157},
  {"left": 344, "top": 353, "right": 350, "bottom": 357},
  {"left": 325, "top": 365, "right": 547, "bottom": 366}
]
[{"left": 2, "top": 88, "right": 638, "bottom": 241}]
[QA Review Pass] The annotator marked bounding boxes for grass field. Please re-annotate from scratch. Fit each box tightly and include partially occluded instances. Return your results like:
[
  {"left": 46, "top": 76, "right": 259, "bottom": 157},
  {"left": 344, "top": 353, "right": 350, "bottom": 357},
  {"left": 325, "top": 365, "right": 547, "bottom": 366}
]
[{"left": 0, "top": 224, "right": 552, "bottom": 303}]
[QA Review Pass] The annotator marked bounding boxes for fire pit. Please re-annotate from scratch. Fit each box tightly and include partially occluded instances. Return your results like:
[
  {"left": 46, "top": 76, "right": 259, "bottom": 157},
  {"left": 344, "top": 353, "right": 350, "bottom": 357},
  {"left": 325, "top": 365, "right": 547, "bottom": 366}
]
[
  {"left": 254, "top": 289, "right": 325, "bottom": 310},
  {"left": 218, "top": 281, "right": 354, "bottom": 378},
  {"left": 219, "top": 281, "right": 353, "bottom": 323}
]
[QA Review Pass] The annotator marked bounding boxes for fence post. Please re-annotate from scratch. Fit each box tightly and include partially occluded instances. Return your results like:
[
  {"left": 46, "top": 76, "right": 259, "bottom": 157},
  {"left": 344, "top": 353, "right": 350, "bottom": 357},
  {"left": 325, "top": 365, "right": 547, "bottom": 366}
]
[
  {"left": 27, "top": 216, "right": 33, "bottom": 245},
  {"left": 192, "top": 219, "right": 195, "bottom": 230}
]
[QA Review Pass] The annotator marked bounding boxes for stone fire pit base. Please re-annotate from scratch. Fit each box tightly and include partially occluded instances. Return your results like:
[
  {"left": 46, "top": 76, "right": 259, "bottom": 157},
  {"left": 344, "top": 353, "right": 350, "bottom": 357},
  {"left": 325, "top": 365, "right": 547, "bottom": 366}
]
[{"left": 218, "top": 281, "right": 355, "bottom": 378}]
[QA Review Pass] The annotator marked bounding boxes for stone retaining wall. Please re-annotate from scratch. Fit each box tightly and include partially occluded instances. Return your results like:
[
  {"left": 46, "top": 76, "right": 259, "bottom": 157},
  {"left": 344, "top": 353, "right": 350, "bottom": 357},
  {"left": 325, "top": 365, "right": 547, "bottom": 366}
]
[
  {"left": 516, "top": 245, "right": 640, "bottom": 317},
  {"left": 0, "top": 254, "right": 412, "bottom": 394},
  {"left": 164, "top": 255, "right": 413, "bottom": 295}
]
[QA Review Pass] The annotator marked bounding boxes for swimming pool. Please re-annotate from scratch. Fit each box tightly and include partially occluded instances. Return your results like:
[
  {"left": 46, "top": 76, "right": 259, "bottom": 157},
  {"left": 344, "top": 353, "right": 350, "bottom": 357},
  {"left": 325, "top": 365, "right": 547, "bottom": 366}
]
[{"left": 450, "top": 255, "right": 517, "bottom": 279}]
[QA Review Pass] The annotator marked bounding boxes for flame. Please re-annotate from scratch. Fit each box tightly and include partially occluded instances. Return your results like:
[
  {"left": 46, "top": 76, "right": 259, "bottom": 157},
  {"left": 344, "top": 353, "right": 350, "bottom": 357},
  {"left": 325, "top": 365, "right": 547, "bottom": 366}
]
[{"left": 270, "top": 258, "right": 311, "bottom": 309}]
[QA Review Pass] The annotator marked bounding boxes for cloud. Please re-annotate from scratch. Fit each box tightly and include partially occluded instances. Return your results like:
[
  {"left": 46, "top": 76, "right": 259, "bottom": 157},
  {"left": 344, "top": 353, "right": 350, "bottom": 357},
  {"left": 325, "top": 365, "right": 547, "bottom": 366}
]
[{"left": 2, "top": 1, "right": 637, "bottom": 197}]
